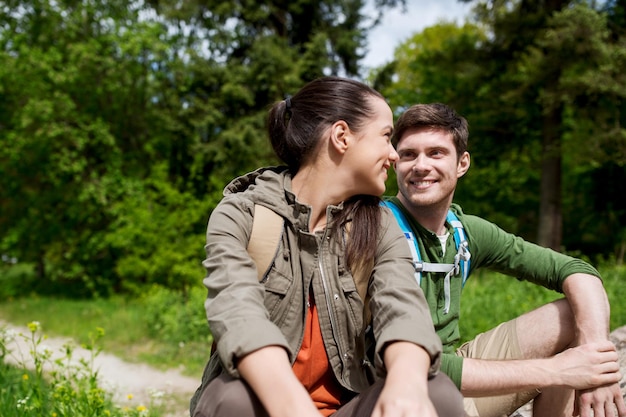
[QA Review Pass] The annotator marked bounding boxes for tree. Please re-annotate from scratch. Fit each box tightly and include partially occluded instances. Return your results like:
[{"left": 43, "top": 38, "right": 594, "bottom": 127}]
[
  {"left": 145, "top": 0, "right": 409, "bottom": 201},
  {"left": 0, "top": 0, "right": 183, "bottom": 295},
  {"left": 378, "top": 0, "right": 626, "bottom": 255},
  {"left": 0, "top": 0, "right": 410, "bottom": 296}
]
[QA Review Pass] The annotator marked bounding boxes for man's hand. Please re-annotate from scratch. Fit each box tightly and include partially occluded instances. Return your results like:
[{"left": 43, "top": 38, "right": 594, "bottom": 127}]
[
  {"left": 575, "top": 384, "right": 626, "bottom": 417},
  {"left": 552, "top": 341, "right": 621, "bottom": 390}
]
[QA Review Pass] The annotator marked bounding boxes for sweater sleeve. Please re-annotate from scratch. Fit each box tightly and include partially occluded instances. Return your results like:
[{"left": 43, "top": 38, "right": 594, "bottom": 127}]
[
  {"left": 460, "top": 211, "right": 602, "bottom": 292},
  {"left": 441, "top": 353, "right": 464, "bottom": 389}
]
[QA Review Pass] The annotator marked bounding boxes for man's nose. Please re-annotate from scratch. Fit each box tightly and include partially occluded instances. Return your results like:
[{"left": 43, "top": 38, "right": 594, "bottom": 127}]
[{"left": 412, "top": 155, "right": 430, "bottom": 172}]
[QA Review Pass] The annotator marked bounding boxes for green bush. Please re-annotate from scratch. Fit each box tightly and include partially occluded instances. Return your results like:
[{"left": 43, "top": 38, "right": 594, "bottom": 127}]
[
  {"left": 141, "top": 285, "right": 210, "bottom": 345},
  {"left": 0, "top": 262, "right": 37, "bottom": 299}
]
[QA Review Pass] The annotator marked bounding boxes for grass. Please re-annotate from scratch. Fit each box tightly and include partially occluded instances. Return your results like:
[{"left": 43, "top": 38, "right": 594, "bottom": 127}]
[{"left": 1, "top": 265, "right": 624, "bottom": 374}]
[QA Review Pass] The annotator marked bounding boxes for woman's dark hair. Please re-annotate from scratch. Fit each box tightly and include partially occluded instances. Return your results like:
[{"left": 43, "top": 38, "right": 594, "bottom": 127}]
[
  {"left": 268, "top": 76, "right": 385, "bottom": 274},
  {"left": 268, "top": 76, "right": 384, "bottom": 173}
]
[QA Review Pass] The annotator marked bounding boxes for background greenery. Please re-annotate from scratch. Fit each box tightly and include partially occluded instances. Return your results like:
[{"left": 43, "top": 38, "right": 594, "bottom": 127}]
[
  {"left": 2, "top": 2, "right": 623, "bottom": 416},
  {"left": 1, "top": 0, "right": 625, "bottom": 299},
  {"left": 1, "top": 4, "right": 625, "bottom": 409}
]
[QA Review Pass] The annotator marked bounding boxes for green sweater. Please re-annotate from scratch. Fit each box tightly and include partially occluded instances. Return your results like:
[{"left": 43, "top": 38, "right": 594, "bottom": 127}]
[{"left": 385, "top": 197, "right": 602, "bottom": 389}]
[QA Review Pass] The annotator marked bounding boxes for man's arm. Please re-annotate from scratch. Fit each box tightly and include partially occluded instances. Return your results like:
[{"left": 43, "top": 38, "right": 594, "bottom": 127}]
[
  {"left": 460, "top": 341, "right": 621, "bottom": 397},
  {"left": 561, "top": 273, "right": 609, "bottom": 343},
  {"left": 460, "top": 273, "right": 625, "bottom": 416},
  {"left": 561, "top": 273, "right": 626, "bottom": 417}
]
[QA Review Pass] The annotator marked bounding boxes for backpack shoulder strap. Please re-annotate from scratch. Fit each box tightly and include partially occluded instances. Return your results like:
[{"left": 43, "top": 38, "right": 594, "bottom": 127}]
[
  {"left": 247, "top": 206, "right": 373, "bottom": 324},
  {"left": 381, "top": 200, "right": 424, "bottom": 285},
  {"left": 445, "top": 210, "right": 471, "bottom": 285},
  {"left": 247, "top": 204, "right": 284, "bottom": 282}
]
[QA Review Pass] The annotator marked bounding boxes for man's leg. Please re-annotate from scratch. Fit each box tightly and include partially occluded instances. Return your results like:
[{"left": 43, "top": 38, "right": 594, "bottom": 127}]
[
  {"left": 513, "top": 298, "right": 575, "bottom": 417},
  {"left": 458, "top": 298, "right": 576, "bottom": 417}
]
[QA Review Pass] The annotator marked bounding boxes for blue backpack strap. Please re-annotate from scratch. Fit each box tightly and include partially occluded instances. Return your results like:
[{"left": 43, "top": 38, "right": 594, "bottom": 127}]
[
  {"left": 381, "top": 200, "right": 423, "bottom": 285},
  {"left": 446, "top": 210, "right": 471, "bottom": 286},
  {"left": 382, "top": 201, "right": 472, "bottom": 315}
]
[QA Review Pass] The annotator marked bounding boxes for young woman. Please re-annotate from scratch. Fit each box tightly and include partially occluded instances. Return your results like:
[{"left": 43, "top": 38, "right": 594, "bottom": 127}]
[{"left": 190, "top": 77, "right": 463, "bottom": 417}]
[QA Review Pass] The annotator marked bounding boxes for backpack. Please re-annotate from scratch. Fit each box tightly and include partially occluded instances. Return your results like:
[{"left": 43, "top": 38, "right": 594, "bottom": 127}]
[{"left": 381, "top": 200, "right": 471, "bottom": 314}]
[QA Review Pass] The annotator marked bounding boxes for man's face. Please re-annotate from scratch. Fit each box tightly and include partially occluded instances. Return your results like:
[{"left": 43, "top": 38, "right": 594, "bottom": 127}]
[{"left": 394, "top": 127, "right": 469, "bottom": 212}]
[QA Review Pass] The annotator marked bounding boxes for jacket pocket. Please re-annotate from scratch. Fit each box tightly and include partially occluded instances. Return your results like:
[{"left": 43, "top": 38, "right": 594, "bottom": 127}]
[
  {"left": 338, "top": 268, "right": 365, "bottom": 334},
  {"left": 263, "top": 261, "right": 293, "bottom": 319}
]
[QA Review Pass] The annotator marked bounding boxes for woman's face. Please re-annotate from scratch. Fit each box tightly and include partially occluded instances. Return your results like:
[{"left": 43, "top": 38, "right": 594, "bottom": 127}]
[{"left": 345, "top": 97, "right": 397, "bottom": 196}]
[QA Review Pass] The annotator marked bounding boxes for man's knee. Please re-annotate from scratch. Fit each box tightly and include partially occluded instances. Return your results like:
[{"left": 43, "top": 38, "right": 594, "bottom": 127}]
[
  {"left": 514, "top": 298, "right": 576, "bottom": 358},
  {"left": 429, "top": 372, "right": 465, "bottom": 417}
]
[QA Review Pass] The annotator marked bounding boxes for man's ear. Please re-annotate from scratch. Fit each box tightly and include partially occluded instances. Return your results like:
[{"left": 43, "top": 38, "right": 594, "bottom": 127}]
[
  {"left": 329, "top": 120, "right": 350, "bottom": 154},
  {"left": 457, "top": 151, "right": 471, "bottom": 178}
]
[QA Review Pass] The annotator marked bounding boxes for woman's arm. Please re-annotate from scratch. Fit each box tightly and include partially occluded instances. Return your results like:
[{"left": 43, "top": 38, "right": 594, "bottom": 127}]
[
  {"left": 371, "top": 342, "right": 438, "bottom": 417},
  {"left": 237, "top": 345, "right": 321, "bottom": 417}
]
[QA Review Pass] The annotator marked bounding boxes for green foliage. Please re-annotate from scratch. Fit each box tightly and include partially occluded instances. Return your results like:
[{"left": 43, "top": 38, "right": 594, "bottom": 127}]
[
  {"left": 375, "top": 22, "right": 486, "bottom": 111},
  {"left": 0, "top": 262, "right": 37, "bottom": 299},
  {"left": 141, "top": 285, "right": 210, "bottom": 345},
  {"left": 102, "top": 167, "right": 210, "bottom": 296},
  {"left": 0, "top": 0, "right": 409, "bottom": 298},
  {"left": 1, "top": 0, "right": 625, "bottom": 298},
  {"left": 0, "top": 0, "right": 185, "bottom": 297}
]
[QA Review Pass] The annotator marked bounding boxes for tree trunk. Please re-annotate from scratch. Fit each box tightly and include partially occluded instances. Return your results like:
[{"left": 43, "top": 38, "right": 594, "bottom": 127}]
[{"left": 537, "top": 108, "right": 562, "bottom": 250}]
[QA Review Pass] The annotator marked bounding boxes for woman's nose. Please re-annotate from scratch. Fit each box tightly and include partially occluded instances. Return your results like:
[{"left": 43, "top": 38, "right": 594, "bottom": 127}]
[{"left": 389, "top": 145, "right": 399, "bottom": 162}]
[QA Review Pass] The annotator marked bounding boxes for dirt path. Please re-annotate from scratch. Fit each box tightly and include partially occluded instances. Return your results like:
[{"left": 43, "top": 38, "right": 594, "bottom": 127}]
[{"left": 1, "top": 320, "right": 199, "bottom": 417}]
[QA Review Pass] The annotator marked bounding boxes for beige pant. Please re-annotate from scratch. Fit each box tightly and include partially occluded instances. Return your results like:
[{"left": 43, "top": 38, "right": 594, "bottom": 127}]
[{"left": 456, "top": 319, "right": 540, "bottom": 417}]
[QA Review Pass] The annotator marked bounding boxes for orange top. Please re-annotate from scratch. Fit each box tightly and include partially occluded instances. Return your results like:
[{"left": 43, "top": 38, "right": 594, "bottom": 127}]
[{"left": 292, "top": 295, "right": 346, "bottom": 416}]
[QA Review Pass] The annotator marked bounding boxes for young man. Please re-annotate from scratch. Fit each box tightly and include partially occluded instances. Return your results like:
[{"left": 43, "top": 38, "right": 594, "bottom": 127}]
[{"left": 385, "top": 103, "right": 626, "bottom": 417}]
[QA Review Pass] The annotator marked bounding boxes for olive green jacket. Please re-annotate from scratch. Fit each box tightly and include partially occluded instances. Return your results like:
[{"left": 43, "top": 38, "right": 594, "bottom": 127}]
[{"left": 191, "top": 167, "right": 441, "bottom": 408}]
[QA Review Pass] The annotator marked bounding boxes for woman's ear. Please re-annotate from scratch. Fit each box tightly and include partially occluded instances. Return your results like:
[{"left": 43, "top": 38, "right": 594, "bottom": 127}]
[{"left": 329, "top": 120, "right": 350, "bottom": 154}]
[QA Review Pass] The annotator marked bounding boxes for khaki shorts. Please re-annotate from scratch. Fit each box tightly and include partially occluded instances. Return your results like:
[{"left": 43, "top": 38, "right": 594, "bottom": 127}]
[{"left": 456, "top": 319, "right": 540, "bottom": 417}]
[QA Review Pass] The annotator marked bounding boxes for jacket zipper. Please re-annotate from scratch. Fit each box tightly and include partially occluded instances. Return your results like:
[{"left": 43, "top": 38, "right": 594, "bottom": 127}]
[{"left": 318, "top": 232, "right": 348, "bottom": 374}]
